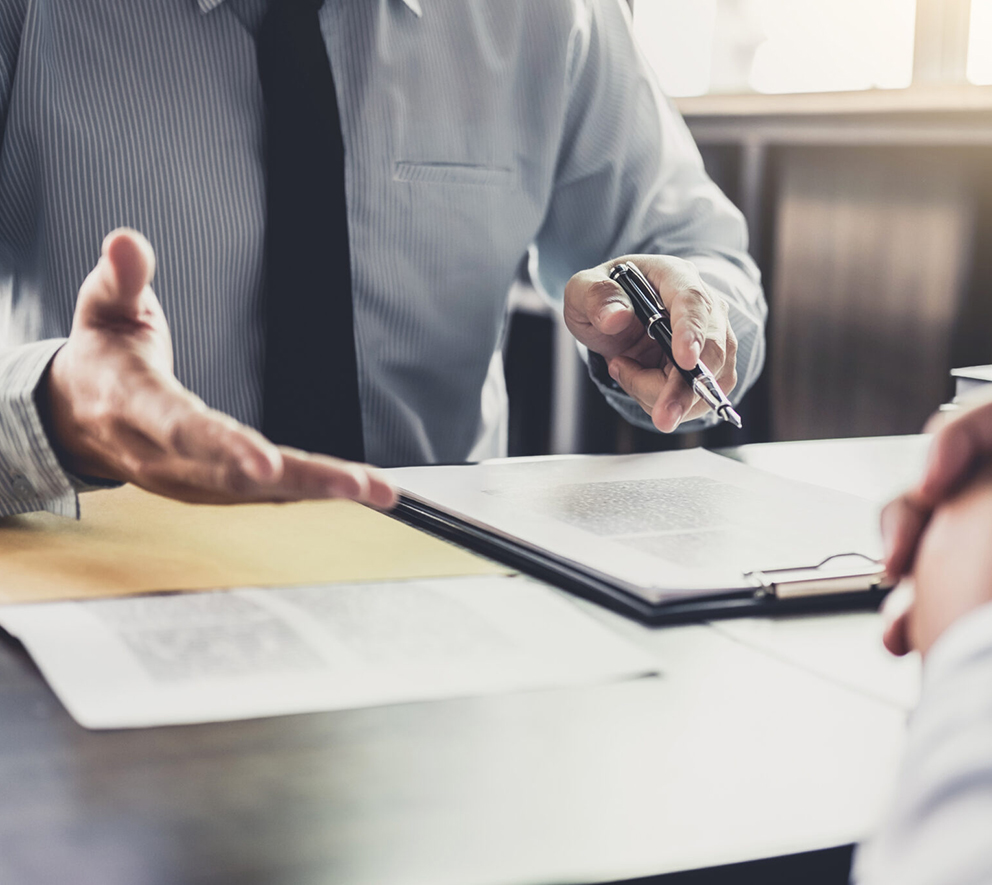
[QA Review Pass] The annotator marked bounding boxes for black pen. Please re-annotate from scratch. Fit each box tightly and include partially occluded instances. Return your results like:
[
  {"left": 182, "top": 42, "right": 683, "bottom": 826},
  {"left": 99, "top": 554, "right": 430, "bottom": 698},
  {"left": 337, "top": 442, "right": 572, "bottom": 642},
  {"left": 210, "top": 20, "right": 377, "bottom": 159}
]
[{"left": 609, "top": 261, "right": 742, "bottom": 429}]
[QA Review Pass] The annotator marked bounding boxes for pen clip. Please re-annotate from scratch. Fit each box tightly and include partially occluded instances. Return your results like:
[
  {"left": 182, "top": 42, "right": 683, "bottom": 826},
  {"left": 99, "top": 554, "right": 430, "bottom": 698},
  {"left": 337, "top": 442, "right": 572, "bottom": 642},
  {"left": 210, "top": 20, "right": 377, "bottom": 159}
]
[
  {"left": 611, "top": 263, "right": 665, "bottom": 329},
  {"left": 624, "top": 263, "right": 664, "bottom": 313}
]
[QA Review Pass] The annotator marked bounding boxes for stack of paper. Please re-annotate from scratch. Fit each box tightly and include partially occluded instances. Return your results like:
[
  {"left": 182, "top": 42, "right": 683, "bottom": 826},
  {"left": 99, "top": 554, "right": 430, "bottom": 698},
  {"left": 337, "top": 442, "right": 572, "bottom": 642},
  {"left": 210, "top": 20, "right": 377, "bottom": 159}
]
[
  {"left": 0, "top": 486, "right": 655, "bottom": 729},
  {"left": 0, "top": 575, "right": 656, "bottom": 729}
]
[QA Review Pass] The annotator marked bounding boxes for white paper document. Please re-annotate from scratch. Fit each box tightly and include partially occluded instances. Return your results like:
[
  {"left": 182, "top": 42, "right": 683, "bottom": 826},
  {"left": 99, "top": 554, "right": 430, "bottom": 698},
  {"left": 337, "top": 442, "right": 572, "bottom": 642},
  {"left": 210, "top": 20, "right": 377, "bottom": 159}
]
[
  {"left": 387, "top": 450, "right": 885, "bottom": 603},
  {"left": 0, "top": 575, "right": 657, "bottom": 730}
]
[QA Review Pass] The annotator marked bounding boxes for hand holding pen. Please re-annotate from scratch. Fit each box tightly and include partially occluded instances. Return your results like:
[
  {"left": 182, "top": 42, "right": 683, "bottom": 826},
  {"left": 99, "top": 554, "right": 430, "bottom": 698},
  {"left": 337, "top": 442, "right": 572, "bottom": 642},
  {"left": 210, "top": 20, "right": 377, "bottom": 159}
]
[
  {"left": 610, "top": 261, "right": 742, "bottom": 428},
  {"left": 563, "top": 255, "right": 740, "bottom": 432}
]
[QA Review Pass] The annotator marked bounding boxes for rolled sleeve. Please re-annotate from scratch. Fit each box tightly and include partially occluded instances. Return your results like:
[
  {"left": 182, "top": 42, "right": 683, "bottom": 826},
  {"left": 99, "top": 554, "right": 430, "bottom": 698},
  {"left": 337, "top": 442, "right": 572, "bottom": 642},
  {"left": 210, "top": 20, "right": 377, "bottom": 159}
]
[{"left": 0, "top": 339, "right": 80, "bottom": 519}]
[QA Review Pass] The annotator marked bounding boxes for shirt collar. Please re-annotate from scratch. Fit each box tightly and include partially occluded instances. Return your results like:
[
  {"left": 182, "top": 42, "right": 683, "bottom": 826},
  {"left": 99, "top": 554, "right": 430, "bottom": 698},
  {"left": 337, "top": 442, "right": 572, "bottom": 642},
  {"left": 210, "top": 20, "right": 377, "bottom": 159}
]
[{"left": 196, "top": 0, "right": 422, "bottom": 17}]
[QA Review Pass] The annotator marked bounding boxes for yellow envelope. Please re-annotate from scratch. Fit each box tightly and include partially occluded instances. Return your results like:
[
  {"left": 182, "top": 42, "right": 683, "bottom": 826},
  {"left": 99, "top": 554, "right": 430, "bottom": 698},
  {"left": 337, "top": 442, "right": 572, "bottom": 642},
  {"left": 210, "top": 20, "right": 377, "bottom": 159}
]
[{"left": 0, "top": 485, "right": 508, "bottom": 604}]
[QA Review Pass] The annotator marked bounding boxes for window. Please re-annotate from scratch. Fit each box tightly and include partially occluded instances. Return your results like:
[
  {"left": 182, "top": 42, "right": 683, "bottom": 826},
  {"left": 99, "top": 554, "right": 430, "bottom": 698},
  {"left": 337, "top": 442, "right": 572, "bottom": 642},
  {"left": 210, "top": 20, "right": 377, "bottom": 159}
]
[
  {"left": 968, "top": 0, "right": 992, "bottom": 84},
  {"left": 633, "top": 0, "right": 986, "bottom": 97}
]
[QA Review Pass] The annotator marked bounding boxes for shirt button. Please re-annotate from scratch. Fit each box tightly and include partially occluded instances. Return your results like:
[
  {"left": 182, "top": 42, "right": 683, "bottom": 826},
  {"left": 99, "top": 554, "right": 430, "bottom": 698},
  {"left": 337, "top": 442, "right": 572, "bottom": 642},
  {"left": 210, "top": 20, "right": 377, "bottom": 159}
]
[{"left": 10, "top": 473, "right": 34, "bottom": 498}]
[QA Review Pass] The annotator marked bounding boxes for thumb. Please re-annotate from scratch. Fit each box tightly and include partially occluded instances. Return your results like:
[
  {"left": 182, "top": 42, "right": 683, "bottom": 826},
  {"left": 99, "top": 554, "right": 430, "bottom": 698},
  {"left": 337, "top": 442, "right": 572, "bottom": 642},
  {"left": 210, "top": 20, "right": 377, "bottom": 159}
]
[
  {"left": 105, "top": 227, "right": 156, "bottom": 301},
  {"left": 77, "top": 228, "right": 158, "bottom": 326}
]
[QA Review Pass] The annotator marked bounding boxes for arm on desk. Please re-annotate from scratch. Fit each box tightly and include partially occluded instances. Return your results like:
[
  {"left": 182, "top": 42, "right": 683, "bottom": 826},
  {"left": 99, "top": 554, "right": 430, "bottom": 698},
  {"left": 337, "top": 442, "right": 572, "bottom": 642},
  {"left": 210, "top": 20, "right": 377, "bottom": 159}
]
[
  {"left": 854, "top": 603, "right": 992, "bottom": 885},
  {"left": 857, "top": 469, "right": 992, "bottom": 885}
]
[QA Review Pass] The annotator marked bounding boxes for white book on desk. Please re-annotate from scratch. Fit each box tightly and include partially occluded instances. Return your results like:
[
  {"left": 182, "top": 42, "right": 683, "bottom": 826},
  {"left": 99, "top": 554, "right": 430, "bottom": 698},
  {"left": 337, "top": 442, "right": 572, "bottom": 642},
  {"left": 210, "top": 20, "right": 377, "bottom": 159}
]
[
  {"left": 386, "top": 449, "right": 889, "bottom": 623},
  {"left": 951, "top": 364, "right": 992, "bottom": 401}
]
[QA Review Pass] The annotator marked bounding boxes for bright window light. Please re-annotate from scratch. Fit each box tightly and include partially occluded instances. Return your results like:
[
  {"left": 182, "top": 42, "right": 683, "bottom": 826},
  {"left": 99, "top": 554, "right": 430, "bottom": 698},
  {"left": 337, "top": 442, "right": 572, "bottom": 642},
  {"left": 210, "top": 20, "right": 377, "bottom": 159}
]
[
  {"left": 968, "top": 0, "right": 992, "bottom": 85},
  {"left": 633, "top": 0, "right": 917, "bottom": 96},
  {"left": 632, "top": 0, "right": 718, "bottom": 97},
  {"left": 749, "top": 0, "right": 916, "bottom": 94}
]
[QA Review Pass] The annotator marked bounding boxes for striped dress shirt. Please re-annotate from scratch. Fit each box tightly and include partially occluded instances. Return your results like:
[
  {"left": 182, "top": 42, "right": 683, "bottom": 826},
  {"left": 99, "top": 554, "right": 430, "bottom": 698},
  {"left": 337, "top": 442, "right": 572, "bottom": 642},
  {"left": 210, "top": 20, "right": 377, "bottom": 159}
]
[{"left": 0, "top": 0, "right": 765, "bottom": 519}]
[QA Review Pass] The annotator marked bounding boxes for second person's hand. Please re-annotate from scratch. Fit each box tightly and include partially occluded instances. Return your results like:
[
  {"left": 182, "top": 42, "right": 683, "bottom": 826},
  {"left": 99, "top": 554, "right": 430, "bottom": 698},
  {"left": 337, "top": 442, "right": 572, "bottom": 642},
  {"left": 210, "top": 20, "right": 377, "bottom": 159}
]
[
  {"left": 879, "top": 391, "right": 992, "bottom": 654},
  {"left": 39, "top": 228, "right": 397, "bottom": 508}
]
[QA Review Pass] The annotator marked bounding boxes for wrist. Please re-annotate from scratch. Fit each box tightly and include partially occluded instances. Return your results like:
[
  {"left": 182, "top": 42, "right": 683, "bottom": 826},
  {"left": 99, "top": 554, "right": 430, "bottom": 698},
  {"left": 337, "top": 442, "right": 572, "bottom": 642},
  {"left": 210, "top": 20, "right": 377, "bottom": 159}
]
[
  {"left": 34, "top": 352, "right": 77, "bottom": 473},
  {"left": 33, "top": 347, "right": 112, "bottom": 482}
]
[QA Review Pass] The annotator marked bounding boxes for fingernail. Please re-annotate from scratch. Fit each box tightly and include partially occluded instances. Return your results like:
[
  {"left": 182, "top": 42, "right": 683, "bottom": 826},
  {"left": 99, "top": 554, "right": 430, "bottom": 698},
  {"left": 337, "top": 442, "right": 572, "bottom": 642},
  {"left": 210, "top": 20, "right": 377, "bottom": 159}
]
[
  {"left": 240, "top": 455, "right": 263, "bottom": 481},
  {"left": 668, "top": 402, "right": 684, "bottom": 427},
  {"left": 681, "top": 331, "right": 701, "bottom": 365},
  {"left": 598, "top": 302, "right": 626, "bottom": 324},
  {"left": 608, "top": 361, "right": 619, "bottom": 381}
]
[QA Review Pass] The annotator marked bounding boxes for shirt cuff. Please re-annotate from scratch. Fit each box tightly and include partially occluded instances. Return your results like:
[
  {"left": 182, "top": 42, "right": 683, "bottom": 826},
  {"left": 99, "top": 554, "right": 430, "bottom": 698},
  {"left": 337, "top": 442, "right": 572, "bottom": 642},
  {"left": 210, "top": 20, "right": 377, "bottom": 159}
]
[
  {"left": 921, "top": 599, "right": 992, "bottom": 691},
  {"left": 0, "top": 339, "right": 80, "bottom": 519}
]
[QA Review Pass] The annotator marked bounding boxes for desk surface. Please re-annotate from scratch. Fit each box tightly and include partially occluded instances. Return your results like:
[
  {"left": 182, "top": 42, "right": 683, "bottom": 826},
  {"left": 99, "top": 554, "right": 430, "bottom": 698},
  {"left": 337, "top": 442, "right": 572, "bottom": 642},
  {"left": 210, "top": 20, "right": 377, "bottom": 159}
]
[{"left": 0, "top": 436, "right": 929, "bottom": 885}]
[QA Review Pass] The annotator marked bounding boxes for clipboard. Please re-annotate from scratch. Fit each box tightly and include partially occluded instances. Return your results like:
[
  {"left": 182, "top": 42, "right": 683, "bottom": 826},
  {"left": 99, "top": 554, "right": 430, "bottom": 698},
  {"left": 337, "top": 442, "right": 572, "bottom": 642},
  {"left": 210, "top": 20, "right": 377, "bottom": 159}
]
[
  {"left": 394, "top": 497, "right": 891, "bottom": 625},
  {"left": 385, "top": 450, "right": 894, "bottom": 625}
]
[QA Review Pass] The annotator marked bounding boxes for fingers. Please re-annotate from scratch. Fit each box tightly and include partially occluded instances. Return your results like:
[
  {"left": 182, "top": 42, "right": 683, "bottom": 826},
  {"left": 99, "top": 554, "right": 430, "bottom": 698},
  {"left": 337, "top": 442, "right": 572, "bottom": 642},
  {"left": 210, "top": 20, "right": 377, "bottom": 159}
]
[
  {"left": 653, "top": 363, "right": 696, "bottom": 431},
  {"left": 78, "top": 229, "right": 158, "bottom": 327},
  {"left": 570, "top": 255, "right": 737, "bottom": 431},
  {"left": 880, "top": 491, "right": 931, "bottom": 580},
  {"left": 140, "top": 447, "right": 397, "bottom": 509},
  {"left": 906, "top": 464, "right": 992, "bottom": 657},
  {"left": 880, "top": 396, "right": 992, "bottom": 580},
  {"left": 563, "top": 271, "right": 648, "bottom": 359},
  {"left": 609, "top": 332, "right": 737, "bottom": 433},
  {"left": 880, "top": 581, "right": 915, "bottom": 657},
  {"left": 590, "top": 279, "right": 636, "bottom": 336},
  {"left": 105, "top": 228, "right": 156, "bottom": 301},
  {"left": 276, "top": 448, "right": 398, "bottom": 508},
  {"left": 877, "top": 395, "right": 992, "bottom": 582},
  {"left": 919, "top": 400, "right": 992, "bottom": 503},
  {"left": 609, "top": 356, "right": 689, "bottom": 433},
  {"left": 668, "top": 284, "right": 716, "bottom": 370},
  {"left": 107, "top": 375, "right": 396, "bottom": 507},
  {"left": 113, "top": 376, "right": 280, "bottom": 481}
]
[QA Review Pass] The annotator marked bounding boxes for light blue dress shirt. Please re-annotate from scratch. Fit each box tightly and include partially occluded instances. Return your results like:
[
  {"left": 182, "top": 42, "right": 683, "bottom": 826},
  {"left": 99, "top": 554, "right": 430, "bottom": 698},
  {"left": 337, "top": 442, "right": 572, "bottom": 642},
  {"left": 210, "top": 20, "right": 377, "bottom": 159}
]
[{"left": 0, "top": 0, "right": 765, "bottom": 518}]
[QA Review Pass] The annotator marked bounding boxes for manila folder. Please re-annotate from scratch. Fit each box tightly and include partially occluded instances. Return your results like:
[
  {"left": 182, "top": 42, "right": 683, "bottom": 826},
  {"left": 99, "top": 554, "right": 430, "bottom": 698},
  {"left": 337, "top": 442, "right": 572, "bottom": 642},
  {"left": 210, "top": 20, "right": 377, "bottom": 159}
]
[{"left": 0, "top": 485, "right": 506, "bottom": 604}]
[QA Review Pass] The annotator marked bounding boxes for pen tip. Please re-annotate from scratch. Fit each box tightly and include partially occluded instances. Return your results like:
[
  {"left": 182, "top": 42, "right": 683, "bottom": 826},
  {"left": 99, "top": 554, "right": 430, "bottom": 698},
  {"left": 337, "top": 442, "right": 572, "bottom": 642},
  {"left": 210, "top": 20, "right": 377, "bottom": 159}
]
[{"left": 720, "top": 406, "right": 743, "bottom": 429}]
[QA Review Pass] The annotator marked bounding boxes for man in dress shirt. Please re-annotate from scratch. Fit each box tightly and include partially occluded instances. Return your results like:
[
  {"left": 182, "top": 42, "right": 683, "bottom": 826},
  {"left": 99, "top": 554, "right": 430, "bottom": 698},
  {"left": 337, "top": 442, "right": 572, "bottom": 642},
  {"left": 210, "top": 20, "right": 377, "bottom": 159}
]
[
  {"left": 0, "top": 0, "right": 765, "bottom": 517},
  {"left": 853, "top": 396, "right": 992, "bottom": 883}
]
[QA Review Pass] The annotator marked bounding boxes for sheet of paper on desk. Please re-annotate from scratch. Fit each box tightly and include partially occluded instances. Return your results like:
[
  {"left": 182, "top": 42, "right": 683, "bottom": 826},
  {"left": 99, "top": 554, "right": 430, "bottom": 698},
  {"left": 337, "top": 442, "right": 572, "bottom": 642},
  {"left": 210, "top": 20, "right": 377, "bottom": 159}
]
[
  {"left": 388, "top": 449, "right": 884, "bottom": 603},
  {"left": 0, "top": 575, "right": 657, "bottom": 730}
]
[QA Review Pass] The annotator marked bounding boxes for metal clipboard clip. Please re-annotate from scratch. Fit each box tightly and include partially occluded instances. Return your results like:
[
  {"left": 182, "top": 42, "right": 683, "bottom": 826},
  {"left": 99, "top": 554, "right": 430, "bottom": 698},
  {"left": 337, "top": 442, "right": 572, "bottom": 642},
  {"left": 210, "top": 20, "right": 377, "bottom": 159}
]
[{"left": 744, "top": 553, "right": 891, "bottom": 601}]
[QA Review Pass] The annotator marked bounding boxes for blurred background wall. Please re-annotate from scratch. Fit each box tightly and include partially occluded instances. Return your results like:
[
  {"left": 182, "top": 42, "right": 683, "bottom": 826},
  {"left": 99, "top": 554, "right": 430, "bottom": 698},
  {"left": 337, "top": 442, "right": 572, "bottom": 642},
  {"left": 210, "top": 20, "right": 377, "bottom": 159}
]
[{"left": 504, "top": 0, "right": 992, "bottom": 455}]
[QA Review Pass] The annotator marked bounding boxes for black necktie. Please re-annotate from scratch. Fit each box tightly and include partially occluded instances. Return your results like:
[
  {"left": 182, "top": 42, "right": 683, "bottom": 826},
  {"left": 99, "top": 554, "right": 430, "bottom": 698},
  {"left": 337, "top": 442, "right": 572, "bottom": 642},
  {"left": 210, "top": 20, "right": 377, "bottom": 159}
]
[{"left": 256, "top": 0, "right": 365, "bottom": 461}]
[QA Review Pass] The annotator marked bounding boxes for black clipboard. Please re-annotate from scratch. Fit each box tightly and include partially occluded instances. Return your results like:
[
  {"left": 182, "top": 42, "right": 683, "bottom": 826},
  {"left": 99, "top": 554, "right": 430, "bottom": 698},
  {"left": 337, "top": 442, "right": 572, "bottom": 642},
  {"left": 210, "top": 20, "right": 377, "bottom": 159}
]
[{"left": 394, "top": 496, "right": 892, "bottom": 625}]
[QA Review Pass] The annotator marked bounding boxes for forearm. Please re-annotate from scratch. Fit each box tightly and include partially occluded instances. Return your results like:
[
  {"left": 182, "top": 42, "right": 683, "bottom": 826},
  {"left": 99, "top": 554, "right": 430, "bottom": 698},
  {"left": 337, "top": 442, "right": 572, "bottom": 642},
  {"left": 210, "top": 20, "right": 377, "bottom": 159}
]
[{"left": 854, "top": 600, "right": 992, "bottom": 885}]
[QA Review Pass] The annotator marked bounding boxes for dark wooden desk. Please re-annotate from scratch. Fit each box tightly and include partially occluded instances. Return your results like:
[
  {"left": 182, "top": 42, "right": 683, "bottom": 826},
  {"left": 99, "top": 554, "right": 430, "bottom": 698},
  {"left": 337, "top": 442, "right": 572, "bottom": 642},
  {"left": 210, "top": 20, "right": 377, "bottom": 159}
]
[{"left": 0, "top": 438, "right": 924, "bottom": 885}]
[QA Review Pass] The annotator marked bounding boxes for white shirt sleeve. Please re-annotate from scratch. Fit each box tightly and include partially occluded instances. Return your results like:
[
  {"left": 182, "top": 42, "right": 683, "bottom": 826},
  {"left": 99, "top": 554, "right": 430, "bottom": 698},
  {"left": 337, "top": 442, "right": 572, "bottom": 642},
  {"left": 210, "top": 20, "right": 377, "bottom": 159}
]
[
  {"left": 853, "top": 600, "right": 992, "bottom": 885},
  {"left": 532, "top": 0, "right": 766, "bottom": 432}
]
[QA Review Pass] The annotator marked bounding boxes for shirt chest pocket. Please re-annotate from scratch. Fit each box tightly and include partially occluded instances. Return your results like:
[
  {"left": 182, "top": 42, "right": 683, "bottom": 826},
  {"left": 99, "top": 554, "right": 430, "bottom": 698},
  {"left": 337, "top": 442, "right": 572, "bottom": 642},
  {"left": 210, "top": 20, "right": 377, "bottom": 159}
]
[
  {"left": 383, "top": 157, "right": 524, "bottom": 295},
  {"left": 393, "top": 161, "right": 515, "bottom": 188}
]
